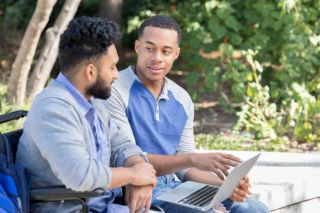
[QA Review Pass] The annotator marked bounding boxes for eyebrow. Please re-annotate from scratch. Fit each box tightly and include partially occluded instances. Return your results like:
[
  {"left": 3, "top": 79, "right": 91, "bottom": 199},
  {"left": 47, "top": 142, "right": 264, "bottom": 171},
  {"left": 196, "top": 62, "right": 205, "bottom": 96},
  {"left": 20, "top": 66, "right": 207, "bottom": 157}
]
[{"left": 145, "top": 41, "right": 173, "bottom": 50}]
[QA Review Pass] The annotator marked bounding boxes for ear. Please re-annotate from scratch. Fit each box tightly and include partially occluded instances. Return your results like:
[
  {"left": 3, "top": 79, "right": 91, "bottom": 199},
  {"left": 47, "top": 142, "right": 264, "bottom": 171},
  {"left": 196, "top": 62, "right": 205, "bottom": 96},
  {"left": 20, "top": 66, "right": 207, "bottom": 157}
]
[
  {"left": 84, "top": 63, "right": 97, "bottom": 83},
  {"left": 134, "top": 40, "right": 140, "bottom": 54},
  {"left": 174, "top": 47, "right": 181, "bottom": 60}
]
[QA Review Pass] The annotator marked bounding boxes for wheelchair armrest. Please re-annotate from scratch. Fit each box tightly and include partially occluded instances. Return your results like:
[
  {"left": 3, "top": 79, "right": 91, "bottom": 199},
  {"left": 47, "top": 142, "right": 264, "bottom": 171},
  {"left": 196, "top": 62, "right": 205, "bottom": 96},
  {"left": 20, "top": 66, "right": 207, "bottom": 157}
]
[
  {"left": 0, "top": 110, "right": 27, "bottom": 124},
  {"left": 30, "top": 185, "right": 105, "bottom": 201},
  {"left": 30, "top": 185, "right": 164, "bottom": 212}
]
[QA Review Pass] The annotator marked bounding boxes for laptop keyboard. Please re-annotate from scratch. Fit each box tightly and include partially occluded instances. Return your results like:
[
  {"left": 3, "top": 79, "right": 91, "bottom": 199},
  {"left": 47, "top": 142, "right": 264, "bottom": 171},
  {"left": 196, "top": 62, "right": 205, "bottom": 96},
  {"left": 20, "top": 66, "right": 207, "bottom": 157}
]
[{"left": 178, "top": 185, "right": 218, "bottom": 207}]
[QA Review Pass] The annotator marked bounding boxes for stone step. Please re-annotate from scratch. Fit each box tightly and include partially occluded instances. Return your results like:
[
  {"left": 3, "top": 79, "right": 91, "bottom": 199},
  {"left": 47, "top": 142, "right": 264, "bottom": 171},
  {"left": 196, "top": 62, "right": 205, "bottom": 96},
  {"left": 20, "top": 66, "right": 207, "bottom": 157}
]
[{"left": 196, "top": 150, "right": 320, "bottom": 212}]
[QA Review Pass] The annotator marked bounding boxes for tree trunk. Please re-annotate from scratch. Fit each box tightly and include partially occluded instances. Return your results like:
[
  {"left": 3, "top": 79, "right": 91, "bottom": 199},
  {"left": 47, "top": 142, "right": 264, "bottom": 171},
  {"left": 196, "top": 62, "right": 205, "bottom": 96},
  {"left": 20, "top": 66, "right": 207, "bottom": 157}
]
[
  {"left": 99, "top": 0, "right": 125, "bottom": 68},
  {"left": 7, "top": 0, "right": 57, "bottom": 106},
  {"left": 99, "top": 0, "right": 123, "bottom": 25},
  {"left": 26, "top": 0, "right": 82, "bottom": 101}
]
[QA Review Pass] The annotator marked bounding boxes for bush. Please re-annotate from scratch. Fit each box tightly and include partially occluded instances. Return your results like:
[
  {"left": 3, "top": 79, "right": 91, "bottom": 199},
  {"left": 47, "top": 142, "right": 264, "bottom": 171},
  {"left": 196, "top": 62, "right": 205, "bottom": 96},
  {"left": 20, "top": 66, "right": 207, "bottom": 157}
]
[
  {"left": 124, "top": 0, "right": 320, "bottom": 146},
  {"left": 0, "top": 84, "right": 27, "bottom": 132}
]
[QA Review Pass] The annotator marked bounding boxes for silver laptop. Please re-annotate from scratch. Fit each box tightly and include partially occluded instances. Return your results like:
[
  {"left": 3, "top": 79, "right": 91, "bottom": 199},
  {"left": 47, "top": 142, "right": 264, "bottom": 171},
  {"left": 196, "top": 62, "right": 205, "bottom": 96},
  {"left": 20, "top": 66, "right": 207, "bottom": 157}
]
[{"left": 156, "top": 153, "right": 261, "bottom": 212}]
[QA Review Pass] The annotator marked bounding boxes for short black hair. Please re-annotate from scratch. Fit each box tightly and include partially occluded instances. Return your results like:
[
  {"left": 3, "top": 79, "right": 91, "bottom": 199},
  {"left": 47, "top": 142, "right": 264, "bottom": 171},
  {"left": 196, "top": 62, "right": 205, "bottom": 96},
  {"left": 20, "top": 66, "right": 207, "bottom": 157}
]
[
  {"left": 59, "top": 16, "right": 121, "bottom": 72},
  {"left": 138, "top": 15, "right": 182, "bottom": 44}
]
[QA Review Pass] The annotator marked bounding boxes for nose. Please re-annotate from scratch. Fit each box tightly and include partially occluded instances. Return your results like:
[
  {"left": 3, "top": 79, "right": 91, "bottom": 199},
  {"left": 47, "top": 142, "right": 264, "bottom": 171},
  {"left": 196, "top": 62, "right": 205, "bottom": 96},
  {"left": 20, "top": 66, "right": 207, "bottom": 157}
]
[
  {"left": 113, "top": 67, "right": 119, "bottom": 80},
  {"left": 150, "top": 51, "right": 162, "bottom": 63}
]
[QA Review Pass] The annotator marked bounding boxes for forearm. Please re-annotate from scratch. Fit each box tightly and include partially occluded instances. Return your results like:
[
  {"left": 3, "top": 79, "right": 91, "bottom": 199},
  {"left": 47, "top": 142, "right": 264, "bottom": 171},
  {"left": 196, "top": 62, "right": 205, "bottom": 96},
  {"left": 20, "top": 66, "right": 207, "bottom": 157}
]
[
  {"left": 147, "top": 153, "right": 194, "bottom": 176},
  {"left": 124, "top": 155, "right": 146, "bottom": 167},
  {"left": 109, "top": 167, "right": 136, "bottom": 189},
  {"left": 184, "top": 168, "right": 223, "bottom": 186},
  {"left": 109, "top": 155, "right": 150, "bottom": 189},
  {"left": 109, "top": 155, "right": 151, "bottom": 189},
  {"left": 109, "top": 155, "right": 156, "bottom": 189}
]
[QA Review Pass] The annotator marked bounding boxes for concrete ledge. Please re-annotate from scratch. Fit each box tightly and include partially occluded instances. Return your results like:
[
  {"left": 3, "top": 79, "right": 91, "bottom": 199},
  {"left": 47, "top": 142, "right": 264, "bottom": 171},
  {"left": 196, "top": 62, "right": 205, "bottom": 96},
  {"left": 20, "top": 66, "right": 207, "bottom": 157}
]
[
  {"left": 271, "top": 197, "right": 320, "bottom": 213},
  {"left": 196, "top": 150, "right": 320, "bottom": 212}
]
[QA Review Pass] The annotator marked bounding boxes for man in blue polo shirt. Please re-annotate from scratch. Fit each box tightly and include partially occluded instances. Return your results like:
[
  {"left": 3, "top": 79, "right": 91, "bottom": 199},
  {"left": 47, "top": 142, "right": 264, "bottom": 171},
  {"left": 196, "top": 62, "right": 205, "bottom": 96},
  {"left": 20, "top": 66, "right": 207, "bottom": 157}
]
[{"left": 105, "top": 15, "right": 269, "bottom": 213}]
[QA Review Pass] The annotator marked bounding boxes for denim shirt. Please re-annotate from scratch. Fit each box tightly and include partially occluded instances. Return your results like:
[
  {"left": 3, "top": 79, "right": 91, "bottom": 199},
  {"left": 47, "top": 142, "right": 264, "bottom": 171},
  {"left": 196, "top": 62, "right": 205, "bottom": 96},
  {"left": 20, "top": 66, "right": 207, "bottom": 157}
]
[{"left": 55, "top": 73, "right": 116, "bottom": 212}]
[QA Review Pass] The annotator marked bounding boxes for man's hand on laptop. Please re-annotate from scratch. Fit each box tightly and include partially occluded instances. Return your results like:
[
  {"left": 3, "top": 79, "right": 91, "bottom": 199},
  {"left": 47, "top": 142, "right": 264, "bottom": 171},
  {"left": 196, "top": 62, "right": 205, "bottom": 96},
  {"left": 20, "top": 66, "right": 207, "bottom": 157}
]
[
  {"left": 190, "top": 153, "right": 241, "bottom": 180},
  {"left": 125, "top": 184, "right": 153, "bottom": 213},
  {"left": 230, "top": 176, "right": 252, "bottom": 202}
]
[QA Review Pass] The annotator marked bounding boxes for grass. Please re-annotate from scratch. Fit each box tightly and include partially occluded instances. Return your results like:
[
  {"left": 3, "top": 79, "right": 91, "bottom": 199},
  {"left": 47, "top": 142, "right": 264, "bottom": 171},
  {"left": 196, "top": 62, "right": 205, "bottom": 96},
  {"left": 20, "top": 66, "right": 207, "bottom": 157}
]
[{"left": 195, "top": 133, "right": 320, "bottom": 152}]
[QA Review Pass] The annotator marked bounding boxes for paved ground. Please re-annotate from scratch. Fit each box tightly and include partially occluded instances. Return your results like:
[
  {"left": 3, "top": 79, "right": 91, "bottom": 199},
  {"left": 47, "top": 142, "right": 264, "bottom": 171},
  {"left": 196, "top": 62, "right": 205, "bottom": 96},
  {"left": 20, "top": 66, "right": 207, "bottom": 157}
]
[{"left": 196, "top": 150, "right": 320, "bottom": 212}]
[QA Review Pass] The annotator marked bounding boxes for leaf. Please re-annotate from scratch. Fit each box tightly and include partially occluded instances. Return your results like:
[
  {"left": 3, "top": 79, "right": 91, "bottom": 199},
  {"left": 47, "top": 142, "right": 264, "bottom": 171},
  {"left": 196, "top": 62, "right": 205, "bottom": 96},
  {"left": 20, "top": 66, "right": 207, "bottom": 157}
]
[
  {"left": 230, "top": 33, "right": 243, "bottom": 45},
  {"left": 203, "top": 42, "right": 219, "bottom": 52},
  {"left": 186, "top": 72, "right": 200, "bottom": 86},
  {"left": 216, "top": 8, "right": 227, "bottom": 20},
  {"left": 205, "top": 72, "right": 218, "bottom": 90},
  {"left": 246, "top": 73, "right": 253, "bottom": 81},
  {"left": 205, "top": 0, "right": 218, "bottom": 12},
  {"left": 254, "top": 60, "right": 263, "bottom": 73},
  {"left": 232, "top": 83, "right": 245, "bottom": 100},
  {"left": 189, "top": 36, "right": 201, "bottom": 49},
  {"left": 225, "top": 16, "right": 240, "bottom": 31},
  {"left": 247, "top": 85, "right": 253, "bottom": 97},
  {"left": 208, "top": 17, "right": 220, "bottom": 33},
  {"left": 214, "top": 25, "right": 227, "bottom": 39}
]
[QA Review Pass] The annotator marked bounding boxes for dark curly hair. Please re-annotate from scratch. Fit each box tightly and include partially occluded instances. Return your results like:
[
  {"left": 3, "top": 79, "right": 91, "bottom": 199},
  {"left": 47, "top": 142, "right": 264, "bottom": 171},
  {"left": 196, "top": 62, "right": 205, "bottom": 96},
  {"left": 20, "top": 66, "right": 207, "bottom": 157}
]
[
  {"left": 59, "top": 16, "right": 121, "bottom": 72},
  {"left": 138, "top": 15, "right": 182, "bottom": 44}
]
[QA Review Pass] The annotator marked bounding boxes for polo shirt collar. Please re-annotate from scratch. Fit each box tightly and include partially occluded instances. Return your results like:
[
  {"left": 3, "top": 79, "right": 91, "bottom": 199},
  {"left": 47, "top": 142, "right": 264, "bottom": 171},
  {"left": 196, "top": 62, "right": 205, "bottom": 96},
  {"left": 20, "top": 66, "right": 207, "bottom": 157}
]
[{"left": 129, "top": 66, "right": 170, "bottom": 100}]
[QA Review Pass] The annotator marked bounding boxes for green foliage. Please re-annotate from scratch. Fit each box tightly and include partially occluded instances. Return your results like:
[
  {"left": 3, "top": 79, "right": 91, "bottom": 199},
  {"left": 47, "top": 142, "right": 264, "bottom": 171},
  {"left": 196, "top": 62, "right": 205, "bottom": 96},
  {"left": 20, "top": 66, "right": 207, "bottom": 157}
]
[
  {"left": 1, "top": 0, "right": 319, "bottom": 148},
  {"left": 0, "top": 0, "right": 36, "bottom": 29},
  {"left": 124, "top": 0, "right": 320, "bottom": 146},
  {"left": 195, "top": 133, "right": 251, "bottom": 151},
  {"left": 0, "top": 84, "right": 28, "bottom": 133},
  {"left": 234, "top": 50, "right": 278, "bottom": 141},
  {"left": 234, "top": 50, "right": 320, "bottom": 146},
  {"left": 195, "top": 133, "right": 293, "bottom": 152},
  {"left": 123, "top": 1, "right": 314, "bottom": 99},
  {"left": 0, "top": 0, "right": 100, "bottom": 30},
  {"left": 195, "top": 132, "right": 319, "bottom": 152}
]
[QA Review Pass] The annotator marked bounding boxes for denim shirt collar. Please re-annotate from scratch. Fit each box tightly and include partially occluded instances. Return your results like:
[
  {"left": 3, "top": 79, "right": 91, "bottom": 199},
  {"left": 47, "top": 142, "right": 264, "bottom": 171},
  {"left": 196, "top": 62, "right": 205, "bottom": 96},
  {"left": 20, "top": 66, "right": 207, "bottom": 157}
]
[{"left": 55, "top": 72, "right": 92, "bottom": 116}]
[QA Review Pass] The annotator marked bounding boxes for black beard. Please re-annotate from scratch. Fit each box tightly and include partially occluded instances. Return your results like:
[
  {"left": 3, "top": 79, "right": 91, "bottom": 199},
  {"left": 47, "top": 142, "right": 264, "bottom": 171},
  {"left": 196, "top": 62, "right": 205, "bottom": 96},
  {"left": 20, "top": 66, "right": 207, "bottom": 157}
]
[{"left": 87, "top": 74, "right": 111, "bottom": 100}]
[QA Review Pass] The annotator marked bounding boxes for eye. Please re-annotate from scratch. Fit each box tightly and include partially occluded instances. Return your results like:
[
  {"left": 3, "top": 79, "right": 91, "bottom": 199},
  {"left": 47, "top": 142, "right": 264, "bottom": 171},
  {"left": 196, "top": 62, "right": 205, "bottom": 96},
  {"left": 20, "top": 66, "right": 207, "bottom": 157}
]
[
  {"left": 146, "top": 47, "right": 153, "bottom": 52},
  {"left": 163, "top": 50, "right": 172, "bottom": 56}
]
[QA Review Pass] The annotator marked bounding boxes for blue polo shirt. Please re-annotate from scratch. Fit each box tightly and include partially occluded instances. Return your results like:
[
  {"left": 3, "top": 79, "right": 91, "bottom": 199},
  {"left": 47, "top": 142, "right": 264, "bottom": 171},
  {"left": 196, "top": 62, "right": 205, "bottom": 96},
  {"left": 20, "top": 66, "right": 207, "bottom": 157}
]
[{"left": 105, "top": 66, "right": 195, "bottom": 180}]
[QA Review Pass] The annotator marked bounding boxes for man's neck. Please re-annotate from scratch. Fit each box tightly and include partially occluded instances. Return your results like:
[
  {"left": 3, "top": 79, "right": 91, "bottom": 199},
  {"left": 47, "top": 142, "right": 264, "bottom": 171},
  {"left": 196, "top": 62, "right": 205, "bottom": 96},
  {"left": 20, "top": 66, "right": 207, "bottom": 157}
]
[
  {"left": 63, "top": 71, "right": 91, "bottom": 101},
  {"left": 134, "top": 66, "right": 164, "bottom": 99}
]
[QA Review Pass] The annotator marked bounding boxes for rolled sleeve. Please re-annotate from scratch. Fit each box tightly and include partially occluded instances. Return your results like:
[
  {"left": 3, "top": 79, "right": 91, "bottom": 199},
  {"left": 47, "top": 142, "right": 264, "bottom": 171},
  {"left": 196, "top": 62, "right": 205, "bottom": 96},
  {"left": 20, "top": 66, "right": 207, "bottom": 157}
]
[{"left": 109, "top": 118, "right": 143, "bottom": 167}]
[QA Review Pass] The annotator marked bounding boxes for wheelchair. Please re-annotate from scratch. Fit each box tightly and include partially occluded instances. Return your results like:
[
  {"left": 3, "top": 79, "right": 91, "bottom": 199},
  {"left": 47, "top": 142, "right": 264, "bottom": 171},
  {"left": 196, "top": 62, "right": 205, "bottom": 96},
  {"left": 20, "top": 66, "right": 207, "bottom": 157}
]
[{"left": 0, "top": 110, "right": 164, "bottom": 213}]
